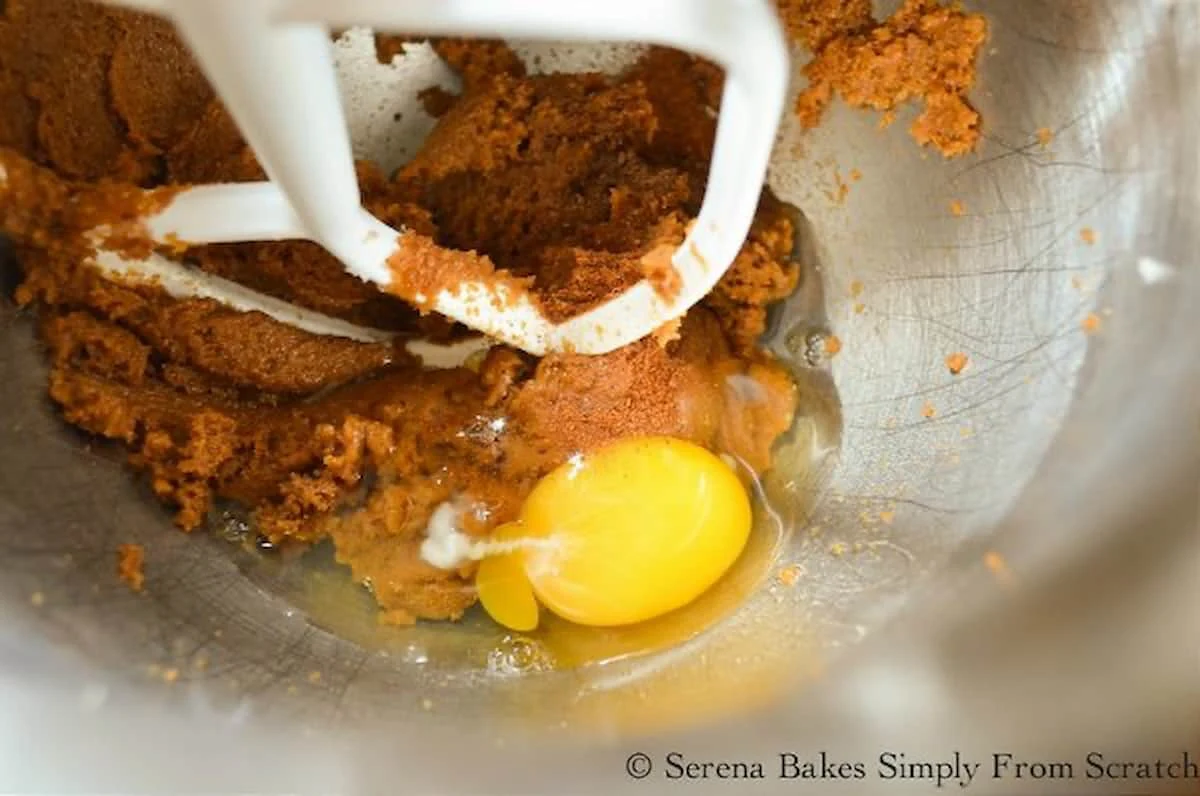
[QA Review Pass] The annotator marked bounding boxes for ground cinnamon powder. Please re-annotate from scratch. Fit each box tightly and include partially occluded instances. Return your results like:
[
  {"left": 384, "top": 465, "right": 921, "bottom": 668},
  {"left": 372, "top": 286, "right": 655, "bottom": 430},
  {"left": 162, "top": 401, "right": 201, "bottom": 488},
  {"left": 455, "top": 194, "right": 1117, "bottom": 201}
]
[{"left": 0, "top": 1, "right": 805, "bottom": 624}]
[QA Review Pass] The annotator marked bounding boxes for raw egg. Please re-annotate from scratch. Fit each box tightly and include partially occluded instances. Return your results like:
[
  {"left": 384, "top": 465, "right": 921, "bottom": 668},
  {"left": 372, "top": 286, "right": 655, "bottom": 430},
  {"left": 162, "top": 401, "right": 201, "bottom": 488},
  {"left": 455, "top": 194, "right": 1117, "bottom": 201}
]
[{"left": 476, "top": 436, "right": 752, "bottom": 631}]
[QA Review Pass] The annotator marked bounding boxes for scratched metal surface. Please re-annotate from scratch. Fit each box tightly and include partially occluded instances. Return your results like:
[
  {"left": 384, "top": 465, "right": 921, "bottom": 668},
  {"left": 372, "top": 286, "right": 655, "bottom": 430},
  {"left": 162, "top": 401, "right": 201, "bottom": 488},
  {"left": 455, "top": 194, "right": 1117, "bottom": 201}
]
[{"left": 0, "top": 0, "right": 1197, "bottom": 791}]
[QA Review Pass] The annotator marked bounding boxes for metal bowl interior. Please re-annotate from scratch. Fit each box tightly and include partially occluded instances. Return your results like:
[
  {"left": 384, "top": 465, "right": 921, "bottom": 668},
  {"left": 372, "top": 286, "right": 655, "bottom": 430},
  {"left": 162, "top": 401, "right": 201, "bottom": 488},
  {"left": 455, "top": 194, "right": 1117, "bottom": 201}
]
[{"left": 0, "top": 0, "right": 1197, "bottom": 791}]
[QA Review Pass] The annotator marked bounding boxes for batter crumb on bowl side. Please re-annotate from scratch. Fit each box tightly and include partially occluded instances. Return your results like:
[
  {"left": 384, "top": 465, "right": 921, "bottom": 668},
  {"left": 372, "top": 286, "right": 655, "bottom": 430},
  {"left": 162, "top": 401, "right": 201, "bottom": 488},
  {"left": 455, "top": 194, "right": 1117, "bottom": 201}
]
[
  {"left": 779, "top": 0, "right": 989, "bottom": 157},
  {"left": 117, "top": 543, "right": 145, "bottom": 592},
  {"left": 945, "top": 352, "right": 969, "bottom": 375},
  {"left": 0, "top": 0, "right": 987, "bottom": 627}
]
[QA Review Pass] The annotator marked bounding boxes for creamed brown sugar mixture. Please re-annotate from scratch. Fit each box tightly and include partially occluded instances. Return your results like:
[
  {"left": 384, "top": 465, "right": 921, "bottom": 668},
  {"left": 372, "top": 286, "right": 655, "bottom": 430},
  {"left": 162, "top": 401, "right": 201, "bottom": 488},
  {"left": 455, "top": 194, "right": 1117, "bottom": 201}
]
[
  {"left": 777, "top": 0, "right": 988, "bottom": 156},
  {"left": 0, "top": 0, "right": 985, "bottom": 624}
]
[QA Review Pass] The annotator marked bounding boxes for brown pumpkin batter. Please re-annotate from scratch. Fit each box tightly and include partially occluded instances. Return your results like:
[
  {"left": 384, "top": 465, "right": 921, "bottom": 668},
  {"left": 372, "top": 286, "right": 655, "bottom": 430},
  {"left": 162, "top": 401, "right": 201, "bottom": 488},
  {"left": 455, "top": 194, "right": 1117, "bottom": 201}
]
[
  {"left": 0, "top": 1, "right": 803, "bottom": 625},
  {"left": 0, "top": 0, "right": 983, "bottom": 625}
]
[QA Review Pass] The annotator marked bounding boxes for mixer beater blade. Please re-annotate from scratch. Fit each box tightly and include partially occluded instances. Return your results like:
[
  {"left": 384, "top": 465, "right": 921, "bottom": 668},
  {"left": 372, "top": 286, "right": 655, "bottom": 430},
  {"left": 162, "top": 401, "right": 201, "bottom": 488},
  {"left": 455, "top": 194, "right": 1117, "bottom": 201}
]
[{"left": 97, "top": 0, "right": 789, "bottom": 355}]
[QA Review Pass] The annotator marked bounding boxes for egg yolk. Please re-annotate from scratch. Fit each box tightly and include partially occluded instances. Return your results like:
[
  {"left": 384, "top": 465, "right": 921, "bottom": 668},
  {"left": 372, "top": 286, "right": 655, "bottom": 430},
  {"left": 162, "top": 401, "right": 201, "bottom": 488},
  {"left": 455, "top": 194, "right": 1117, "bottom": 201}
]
[{"left": 475, "top": 436, "right": 752, "bottom": 631}]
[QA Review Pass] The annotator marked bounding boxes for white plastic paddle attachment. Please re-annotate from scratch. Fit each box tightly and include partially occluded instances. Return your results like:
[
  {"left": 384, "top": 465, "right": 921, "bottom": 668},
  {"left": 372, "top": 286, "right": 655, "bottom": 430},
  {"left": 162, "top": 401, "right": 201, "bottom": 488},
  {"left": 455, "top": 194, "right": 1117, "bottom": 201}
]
[{"left": 98, "top": 0, "right": 789, "bottom": 356}]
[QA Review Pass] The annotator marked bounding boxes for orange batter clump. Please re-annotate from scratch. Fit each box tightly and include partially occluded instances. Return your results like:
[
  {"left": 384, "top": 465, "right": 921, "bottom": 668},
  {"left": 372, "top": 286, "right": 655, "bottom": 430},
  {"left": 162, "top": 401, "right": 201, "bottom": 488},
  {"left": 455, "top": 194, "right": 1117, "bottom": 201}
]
[
  {"left": 0, "top": 1, "right": 802, "bottom": 624},
  {"left": 782, "top": 0, "right": 988, "bottom": 157}
]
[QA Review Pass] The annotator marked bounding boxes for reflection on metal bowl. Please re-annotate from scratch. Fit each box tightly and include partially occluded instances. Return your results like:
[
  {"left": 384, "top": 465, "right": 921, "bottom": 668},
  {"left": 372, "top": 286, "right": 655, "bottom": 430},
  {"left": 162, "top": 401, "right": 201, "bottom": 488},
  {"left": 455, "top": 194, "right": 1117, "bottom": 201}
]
[{"left": 0, "top": 1, "right": 1197, "bottom": 791}]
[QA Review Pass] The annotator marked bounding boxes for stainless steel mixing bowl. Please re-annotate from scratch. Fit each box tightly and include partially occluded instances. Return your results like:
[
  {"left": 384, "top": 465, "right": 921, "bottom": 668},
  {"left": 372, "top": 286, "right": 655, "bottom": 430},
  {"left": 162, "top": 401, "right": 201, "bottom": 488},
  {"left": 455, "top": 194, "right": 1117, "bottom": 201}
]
[{"left": 1, "top": 0, "right": 1197, "bottom": 791}]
